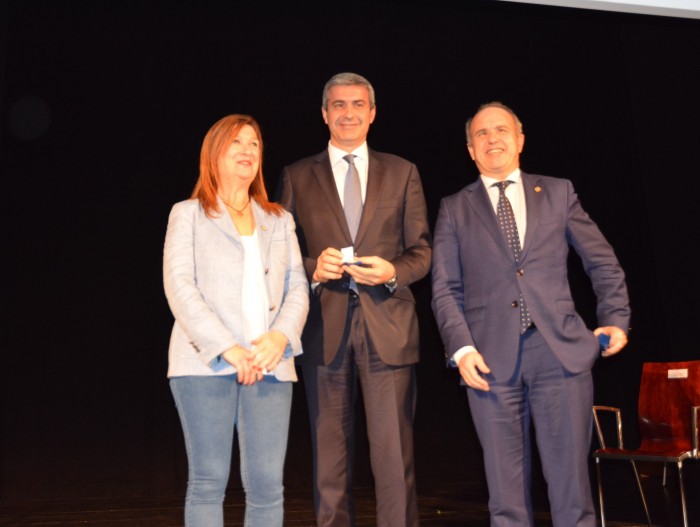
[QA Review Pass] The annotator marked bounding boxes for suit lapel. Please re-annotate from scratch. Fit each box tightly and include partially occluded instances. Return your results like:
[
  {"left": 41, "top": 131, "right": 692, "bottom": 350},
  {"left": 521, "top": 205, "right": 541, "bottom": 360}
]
[
  {"left": 465, "top": 179, "right": 514, "bottom": 261},
  {"left": 354, "top": 149, "right": 382, "bottom": 246},
  {"left": 312, "top": 151, "right": 353, "bottom": 243},
  {"left": 212, "top": 197, "right": 240, "bottom": 241},
  {"left": 252, "top": 201, "right": 272, "bottom": 265},
  {"left": 520, "top": 171, "right": 542, "bottom": 259}
]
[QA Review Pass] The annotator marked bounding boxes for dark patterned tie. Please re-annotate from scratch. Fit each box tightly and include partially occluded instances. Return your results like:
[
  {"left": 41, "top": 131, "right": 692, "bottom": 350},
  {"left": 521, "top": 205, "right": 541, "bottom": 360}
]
[
  {"left": 494, "top": 181, "right": 532, "bottom": 333},
  {"left": 343, "top": 154, "right": 362, "bottom": 241}
]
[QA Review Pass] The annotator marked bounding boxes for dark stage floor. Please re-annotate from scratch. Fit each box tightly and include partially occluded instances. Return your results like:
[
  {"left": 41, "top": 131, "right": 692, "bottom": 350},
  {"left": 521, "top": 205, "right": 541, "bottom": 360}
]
[{"left": 1, "top": 462, "right": 698, "bottom": 526}]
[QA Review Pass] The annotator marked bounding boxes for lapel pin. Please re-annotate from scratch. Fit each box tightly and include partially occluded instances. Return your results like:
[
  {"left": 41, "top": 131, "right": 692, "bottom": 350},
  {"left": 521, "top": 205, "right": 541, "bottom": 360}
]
[
  {"left": 261, "top": 225, "right": 268, "bottom": 231},
  {"left": 534, "top": 186, "right": 542, "bottom": 193}
]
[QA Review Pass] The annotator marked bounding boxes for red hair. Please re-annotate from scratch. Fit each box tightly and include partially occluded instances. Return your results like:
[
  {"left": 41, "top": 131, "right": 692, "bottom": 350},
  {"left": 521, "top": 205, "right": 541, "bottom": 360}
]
[{"left": 191, "top": 114, "right": 283, "bottom": 218}]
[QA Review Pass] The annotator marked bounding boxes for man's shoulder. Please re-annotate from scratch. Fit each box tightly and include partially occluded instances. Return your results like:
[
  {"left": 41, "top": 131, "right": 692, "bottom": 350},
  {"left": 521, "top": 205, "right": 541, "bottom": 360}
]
[
  {"left": 369, "top": 149, "right": 414, "bottom": 168},
  {"left": 441, "top": 179, "right": 479, "bottom": 201},
  {"left": 521, "top": 171, "right": 570, "bottom": 187},
  {"left": 284, "top": 150, "right": 327, "bottom": 171}
]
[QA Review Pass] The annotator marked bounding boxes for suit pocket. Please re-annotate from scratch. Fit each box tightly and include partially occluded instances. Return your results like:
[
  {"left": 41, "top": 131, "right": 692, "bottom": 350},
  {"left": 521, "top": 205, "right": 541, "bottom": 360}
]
[
  {"left": 555, "top": 299, "right": 576, "bottom": 315},
  {"left": 392, "top": 287, "right": 415, "bottom": 304},
  {"left": 464, "top": 305, "right": 486, "bottom": 323}
]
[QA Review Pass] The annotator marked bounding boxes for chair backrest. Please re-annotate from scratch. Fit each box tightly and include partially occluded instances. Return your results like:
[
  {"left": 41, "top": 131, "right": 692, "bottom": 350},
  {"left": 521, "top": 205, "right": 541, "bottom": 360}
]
[{"left": 637, "top": 360, "right": 700, "bottom": 451}]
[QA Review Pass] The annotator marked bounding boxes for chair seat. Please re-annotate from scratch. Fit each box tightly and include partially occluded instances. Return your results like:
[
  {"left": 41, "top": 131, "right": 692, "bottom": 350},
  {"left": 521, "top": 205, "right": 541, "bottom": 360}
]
[{"left": 594, "top": 443, "right": 694, "bottom": 462}]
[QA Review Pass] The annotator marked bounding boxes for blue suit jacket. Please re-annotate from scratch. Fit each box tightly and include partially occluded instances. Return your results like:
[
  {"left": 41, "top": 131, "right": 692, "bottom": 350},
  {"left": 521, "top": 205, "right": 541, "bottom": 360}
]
[{"left": 431, "top": 172, "right": 630, "bottom": 381}]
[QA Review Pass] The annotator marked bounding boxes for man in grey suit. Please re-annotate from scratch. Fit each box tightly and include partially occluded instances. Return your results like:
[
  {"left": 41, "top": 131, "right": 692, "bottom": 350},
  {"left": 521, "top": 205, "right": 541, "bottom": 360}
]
[
  {"left": 431, "top": 101, "right": 630, "bottom": 527},
  {"left": 277, "top": 72, "right": 431, "bottom": 527}
]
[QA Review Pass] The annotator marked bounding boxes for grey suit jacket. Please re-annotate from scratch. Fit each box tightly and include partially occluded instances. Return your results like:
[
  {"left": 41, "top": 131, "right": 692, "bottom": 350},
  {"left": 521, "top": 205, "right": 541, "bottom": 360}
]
[
  {"left": 278, "top": 148, "right": 432, "bottom": 366},
  {"left": 431, "top": 172, "right": 630, "bottom": 380},
  {"left": 163, "top": 198, "right": 309, "bottom": 381}
]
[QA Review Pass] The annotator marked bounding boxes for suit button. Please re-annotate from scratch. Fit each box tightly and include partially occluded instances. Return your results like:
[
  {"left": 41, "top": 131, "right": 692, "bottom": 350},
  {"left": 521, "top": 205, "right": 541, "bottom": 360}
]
[
  {"left": 511, "top": 301, "right": 519, "bottom": 308},
  {"left": 269, "top": 304, "right": 276, "bottom": 311},
  {"left": 517, "top": 269, "right": 524, "bottom": 276},
  {"left": 264, "top": 267, "right": 269, "bottom": 275}
]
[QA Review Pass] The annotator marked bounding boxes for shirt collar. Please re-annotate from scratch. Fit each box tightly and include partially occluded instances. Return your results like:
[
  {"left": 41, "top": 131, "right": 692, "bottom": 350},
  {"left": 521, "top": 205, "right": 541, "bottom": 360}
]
[
  {"left": 328, "top": 141, "right": 369, "bottom": 167},
  {"left": 481, "top": 168, "right": 521, "bottom": 189}
]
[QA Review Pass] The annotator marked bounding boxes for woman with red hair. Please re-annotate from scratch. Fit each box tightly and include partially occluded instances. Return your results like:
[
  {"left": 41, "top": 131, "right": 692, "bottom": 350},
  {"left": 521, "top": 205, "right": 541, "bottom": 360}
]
[{"left": 163, "top": 114, "right": 309, "bottom": 527}]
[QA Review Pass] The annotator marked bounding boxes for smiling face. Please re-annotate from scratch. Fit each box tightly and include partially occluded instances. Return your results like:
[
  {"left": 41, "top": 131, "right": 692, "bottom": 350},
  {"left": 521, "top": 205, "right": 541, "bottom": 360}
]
[
  {"left": 467, "top": 106, "right": 525, "bottom": 180},
  {"left": 217, "top": 124, "right": 260, "bottom": 185},
  {"left": 322, "top": 84, "right": 376, "bottom": 152}
]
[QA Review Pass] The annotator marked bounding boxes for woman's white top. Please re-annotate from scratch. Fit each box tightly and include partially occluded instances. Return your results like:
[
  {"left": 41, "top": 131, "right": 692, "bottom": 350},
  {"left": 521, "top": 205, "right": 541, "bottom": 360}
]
[{"left": 241, "top": 231, "right": 273, "bottom": 376}]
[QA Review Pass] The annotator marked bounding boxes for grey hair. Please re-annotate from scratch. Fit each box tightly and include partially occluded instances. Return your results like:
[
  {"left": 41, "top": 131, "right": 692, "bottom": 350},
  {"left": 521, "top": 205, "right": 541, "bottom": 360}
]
[
  {"left": 322, "top": 72, "right": 376, "bottom": 110},
  {"left": 465, "top": 101, "right": 523, "bottom": 144}
]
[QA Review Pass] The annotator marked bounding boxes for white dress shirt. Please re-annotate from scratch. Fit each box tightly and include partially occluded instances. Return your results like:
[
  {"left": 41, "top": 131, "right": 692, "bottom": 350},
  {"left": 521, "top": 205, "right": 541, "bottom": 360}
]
[
  {"left": 481, "top": 169, "right": 526, "bottom": 248},
  {"left": 328, "top": 141, "right": 369, "bottom": 206}
]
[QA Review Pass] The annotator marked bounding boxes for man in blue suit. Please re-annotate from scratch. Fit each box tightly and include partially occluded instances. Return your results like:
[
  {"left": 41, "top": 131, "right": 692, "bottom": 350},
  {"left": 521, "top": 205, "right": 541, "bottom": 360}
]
[{"left": 431, "top": 101, "right": 630, "bottom": 527}]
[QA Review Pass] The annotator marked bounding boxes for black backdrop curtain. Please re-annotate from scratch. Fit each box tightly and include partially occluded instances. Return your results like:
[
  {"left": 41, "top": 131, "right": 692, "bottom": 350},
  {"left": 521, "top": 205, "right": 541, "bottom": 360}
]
[{"left": 2, "top": 0, "right": 698, "bottom": 502}]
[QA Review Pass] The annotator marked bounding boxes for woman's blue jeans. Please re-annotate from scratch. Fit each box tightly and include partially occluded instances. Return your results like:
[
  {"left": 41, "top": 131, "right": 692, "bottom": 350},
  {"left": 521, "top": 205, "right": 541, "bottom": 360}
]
[{"left": 170, "top": 375, "right": 293, "bottom": 527}]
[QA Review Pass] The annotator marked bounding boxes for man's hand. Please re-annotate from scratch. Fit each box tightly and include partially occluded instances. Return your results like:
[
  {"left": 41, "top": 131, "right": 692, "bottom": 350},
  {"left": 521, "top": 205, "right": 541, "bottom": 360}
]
[
  {"left": 457, "top": 351, "right": 491, "bottom": 391},
  {"left": 312, "top": 247, "right": 345, "bottom": 284},
  {"left": 343, "top": 256, "right": 395, "bottom": 286},
  {"left": 594, "top": 326, "right": 628, "bottom": 357}
]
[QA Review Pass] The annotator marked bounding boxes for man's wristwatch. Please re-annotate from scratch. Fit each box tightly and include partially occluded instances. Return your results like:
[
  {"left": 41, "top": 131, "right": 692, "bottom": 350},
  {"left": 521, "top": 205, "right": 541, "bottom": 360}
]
[{"left": 385, "top": 274, "right": 398, "bottom": 291}]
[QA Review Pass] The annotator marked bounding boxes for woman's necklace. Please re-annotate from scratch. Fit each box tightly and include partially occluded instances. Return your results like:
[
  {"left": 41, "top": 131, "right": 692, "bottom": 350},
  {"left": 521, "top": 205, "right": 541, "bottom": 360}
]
[{"left": 220, "top": 195, "right": 250, "bottom": 216}]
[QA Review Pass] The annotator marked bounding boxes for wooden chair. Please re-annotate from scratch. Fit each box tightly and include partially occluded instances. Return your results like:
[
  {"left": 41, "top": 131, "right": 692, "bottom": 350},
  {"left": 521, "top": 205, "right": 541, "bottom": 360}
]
[{"left": 592, "top": 360, "right": 700, "bottom": 527}]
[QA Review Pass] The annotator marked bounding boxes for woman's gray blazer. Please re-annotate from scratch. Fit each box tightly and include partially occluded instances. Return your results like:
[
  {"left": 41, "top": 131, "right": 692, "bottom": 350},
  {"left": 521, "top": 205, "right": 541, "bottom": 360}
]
[{"left": 163, "top": 197, "right": 309, "bottom": 381}]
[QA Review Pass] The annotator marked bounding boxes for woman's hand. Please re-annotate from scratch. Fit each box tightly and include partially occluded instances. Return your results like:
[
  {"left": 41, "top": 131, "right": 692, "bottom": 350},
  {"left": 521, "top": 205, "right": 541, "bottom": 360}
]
[
  {"left": 251, "top": 330, "right": 288, "bottom": 373},
  {"left": 222, "top": 345, "right": 262, "bottom": 385}
]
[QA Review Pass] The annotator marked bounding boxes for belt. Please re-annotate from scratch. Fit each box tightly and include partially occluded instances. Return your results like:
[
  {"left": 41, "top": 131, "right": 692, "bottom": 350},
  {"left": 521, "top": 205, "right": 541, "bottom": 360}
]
[{"left": 348, "top": 289, "right": 359, "bottom": 307}]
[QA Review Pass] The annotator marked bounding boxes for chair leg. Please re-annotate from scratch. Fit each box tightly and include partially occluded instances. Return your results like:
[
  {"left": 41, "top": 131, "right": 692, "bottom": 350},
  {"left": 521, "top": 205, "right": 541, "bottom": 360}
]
[
  {"left": 677, "top": 462, "right": 689, "bottom": 527},
  {"left": 596, "top": 459, "right": 606, "bottom": 527},
  {"left": 663, "top": 461, "right": 668, "bottom": 486},
  {"left": 630, "top": 460, "right": 652, "bottom": 527}
]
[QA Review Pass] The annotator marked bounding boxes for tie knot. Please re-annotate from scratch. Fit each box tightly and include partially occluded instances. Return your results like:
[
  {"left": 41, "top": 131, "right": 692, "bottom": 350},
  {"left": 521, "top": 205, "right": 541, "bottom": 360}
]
[
  {"left": 493, "top": 180, "right": 513, "bottom": 193},
  {"left": 344, "top": 154, "right": 356, "bottom": 166}
]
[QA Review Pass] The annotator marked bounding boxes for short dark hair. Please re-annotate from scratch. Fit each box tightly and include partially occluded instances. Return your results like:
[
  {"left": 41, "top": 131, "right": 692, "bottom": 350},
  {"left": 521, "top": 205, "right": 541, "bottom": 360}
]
[{"left": 322, "top": 72, "right": 376, "bottom": 110}]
